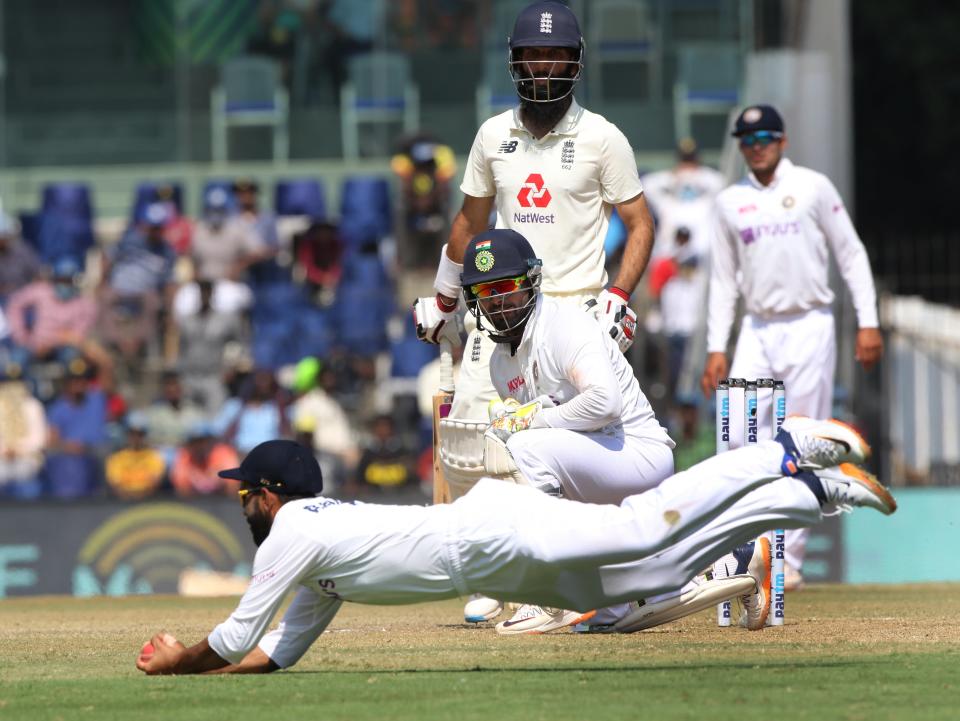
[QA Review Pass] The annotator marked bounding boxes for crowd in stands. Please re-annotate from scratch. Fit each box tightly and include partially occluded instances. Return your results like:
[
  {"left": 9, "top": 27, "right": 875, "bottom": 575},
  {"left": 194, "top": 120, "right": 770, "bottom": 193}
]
[{"left": 0, "top": 174, "right": 441, "bottom": 503}]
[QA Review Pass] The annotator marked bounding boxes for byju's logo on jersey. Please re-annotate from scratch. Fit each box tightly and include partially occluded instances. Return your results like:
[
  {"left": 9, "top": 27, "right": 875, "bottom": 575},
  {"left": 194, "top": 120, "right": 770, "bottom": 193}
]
[
  {"left": 514, "top": 173, "right": 556, "bottom": 225},
  {"left": 517, "top": 173, "right": 551, "bottom": 208},
  {"left": 498, "top": 140, "right": 518, "bottom": 154}
]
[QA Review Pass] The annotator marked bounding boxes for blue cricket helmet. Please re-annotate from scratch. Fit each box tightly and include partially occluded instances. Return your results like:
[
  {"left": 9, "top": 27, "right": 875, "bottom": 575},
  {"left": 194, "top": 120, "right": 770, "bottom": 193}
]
[{"left": 508, "top": 2, "right": 584, "bottom": 103}]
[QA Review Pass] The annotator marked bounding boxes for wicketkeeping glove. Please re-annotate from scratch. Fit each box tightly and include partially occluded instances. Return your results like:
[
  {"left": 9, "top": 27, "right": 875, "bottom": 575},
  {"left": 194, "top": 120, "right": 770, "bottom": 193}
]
[
  {"left": 486, "top": 398, "right": 543, "bottom": 442},
  {"left": 413, "top": 294, "right": 461, "bottom": 346},
  {"left": 585, "top": 287, "right": 638, "bottom": 353}
]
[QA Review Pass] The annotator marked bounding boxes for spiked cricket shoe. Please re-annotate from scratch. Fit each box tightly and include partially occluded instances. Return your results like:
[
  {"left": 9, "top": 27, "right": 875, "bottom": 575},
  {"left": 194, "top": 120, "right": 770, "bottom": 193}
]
[
  {"left": 735, "top": 537, "right": 772, "bottom": 630},
  {"left": 495, "top": 604, "right": 595, "bottom": 635},
  {"left": 778, "top": 416, "right": 871, "bottom": 471},
  {"left": 464, "top": 593, "right": 504, "bottom": 623},
  {"left": 815, "top": 463, "right": 898, "bottom": 516}
]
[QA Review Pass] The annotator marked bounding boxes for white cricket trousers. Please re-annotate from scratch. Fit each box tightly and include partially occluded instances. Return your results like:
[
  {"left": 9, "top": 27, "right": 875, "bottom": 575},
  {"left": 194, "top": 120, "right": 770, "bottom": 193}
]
[
  {"left": 728, "top": 307, "right": 835, "bottom": 571},
  {"left": 450, "top": 441, "right": 821, "bottom": 611}
]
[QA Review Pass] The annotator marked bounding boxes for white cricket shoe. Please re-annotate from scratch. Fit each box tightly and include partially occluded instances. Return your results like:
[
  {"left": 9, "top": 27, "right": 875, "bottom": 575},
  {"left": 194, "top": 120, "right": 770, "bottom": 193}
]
[
  {"left": 611, "top": 574, "right": 756, "bottom": 633},
  {"left": 737, "top": 537, "right": 772, "bottom": 630},
  {"left": 778, "top": 416, "right": 871, "bottom": 471},
  {"left": 815, "top": 463, "right": 898, "bottom": 516},
  {"left": 464, "top": 593, "right": 504, "bottom": 623},
  {"left": 495, "top": 604, "right": 595, "bottom": 635}
]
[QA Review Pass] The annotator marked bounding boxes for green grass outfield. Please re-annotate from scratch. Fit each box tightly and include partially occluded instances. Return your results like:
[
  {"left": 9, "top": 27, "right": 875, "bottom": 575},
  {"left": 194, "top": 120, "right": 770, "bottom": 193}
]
[{"left": 1, "top": 584, "right": 958, "bottom": 721}]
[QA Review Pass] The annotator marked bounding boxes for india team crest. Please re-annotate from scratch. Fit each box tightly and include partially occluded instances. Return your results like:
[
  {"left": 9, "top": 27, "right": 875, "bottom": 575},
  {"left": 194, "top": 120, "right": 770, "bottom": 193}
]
[
  {"left": 743, "top": 107, "right": 763, "bottom": 123},
  {"left": 475, "top": 250, "right": 495, "bottom": 272}
]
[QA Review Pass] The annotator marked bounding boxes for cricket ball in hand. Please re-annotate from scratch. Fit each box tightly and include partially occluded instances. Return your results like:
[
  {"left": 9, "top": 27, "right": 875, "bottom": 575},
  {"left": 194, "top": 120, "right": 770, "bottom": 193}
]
[{"left": 139, "top": 642, "right": 155, "bottom": 663}]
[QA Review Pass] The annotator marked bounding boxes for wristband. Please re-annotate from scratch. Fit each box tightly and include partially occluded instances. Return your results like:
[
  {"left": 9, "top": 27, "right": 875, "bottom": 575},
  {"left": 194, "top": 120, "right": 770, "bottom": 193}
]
[
  {"left": 436, "top": 293, "right": 458, "bottom": 313},
  {"left": 608, "top": 286, "right": 631, "bottom": 302},
  {"left": 433, "top": 244, "right": 463, "bottom": 300}
]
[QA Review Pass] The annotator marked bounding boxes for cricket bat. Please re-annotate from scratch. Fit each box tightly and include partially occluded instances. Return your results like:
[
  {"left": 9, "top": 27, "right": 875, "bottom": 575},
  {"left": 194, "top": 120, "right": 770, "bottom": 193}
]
[{"left": 432, "top": 339, "right": 454, "bottom": 504}]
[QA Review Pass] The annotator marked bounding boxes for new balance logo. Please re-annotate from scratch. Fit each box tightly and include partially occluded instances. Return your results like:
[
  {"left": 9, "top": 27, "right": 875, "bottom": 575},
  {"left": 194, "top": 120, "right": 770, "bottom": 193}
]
[
  {"left": 540, "top": 12, "right": 553, "bottom": 33},
  {"left": 498, "top": 140, "right": 518, "bottom": 154}
]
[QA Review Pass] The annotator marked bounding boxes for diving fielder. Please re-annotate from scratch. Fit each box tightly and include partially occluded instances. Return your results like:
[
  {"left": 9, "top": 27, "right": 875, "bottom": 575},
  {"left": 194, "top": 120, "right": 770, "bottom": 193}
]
[{"left": 136, "top": 426, "right": 895, "bottom": 675}]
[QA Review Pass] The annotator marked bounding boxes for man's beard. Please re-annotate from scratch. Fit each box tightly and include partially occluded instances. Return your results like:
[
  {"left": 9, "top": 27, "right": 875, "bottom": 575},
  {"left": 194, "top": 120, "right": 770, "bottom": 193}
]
[
  {"left": 246, "top": 513, "right": 272, "bottom": 547},
  {"left": 519, "top": 96, "right": 571, "bottom": 130}
]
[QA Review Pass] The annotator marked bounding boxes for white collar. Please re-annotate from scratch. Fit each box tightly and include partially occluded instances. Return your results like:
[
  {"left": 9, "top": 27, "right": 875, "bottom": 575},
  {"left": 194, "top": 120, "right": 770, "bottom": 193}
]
[{"left": 510, "top": 99, "right": 584, "bottom": 138}]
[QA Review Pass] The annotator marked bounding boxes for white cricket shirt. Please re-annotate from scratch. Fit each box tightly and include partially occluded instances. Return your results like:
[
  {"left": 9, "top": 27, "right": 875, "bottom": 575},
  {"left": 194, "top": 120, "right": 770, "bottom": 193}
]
[
  {"left": 461, "top": 101, "right": 644, "bottom": 295},
  {"left": 207, "top": 498, "right": 460, "bottom": 668},
  {"left": 707, "top": 158, "right": 880, "bottom": 353},
  {"left": 488, "top": 296, "right": 673, "bottom": 445}
]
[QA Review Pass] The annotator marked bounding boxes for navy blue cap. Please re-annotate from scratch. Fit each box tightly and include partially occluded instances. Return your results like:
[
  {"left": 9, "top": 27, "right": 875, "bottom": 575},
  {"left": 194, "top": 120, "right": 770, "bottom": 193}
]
[
  {"left": 461, "top": 229, "right": 541, "bottom": 287},
  {"left": 732, "top": 104, "right": 785, "bottom": 137},
  {"left": 509, "top": 1, "right": 582, "bottom": 49},
  {"left": 219, "top": 440, "right": 323, "bottom": 496}
]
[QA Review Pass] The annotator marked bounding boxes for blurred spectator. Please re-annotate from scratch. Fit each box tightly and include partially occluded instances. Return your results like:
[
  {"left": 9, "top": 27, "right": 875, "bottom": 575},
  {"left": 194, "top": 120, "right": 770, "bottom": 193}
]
[
  {"left": 290, "top": 357, "right": 359, "bottom": 489},
  {"left": 0, "top": 361, "right": 46, "bottom": 499},
  {"left": 44, "top": 357, "right": 108, "bottom": 498},
  {"left": 246, "top": 0, "right": 317, "bottom": 85},
  {"left": 642, "top": 138, "right": 725, "bottom": 259},
  {"left": 350, "top": 413, "right": 416, "bottom": 496},
  {"left": 0, "top": 212, "right": 42, "bottom": 303},
  {"left": 390, "top": 134, "right": 457, "bottom": 269},
  {"left": 175, "top": 279, "right": 246, "bottom": 413},
  {"left": 152, "top": 183, "right": 194, "bottom": 254},
  {"left": 104, "top": 411, "right": 166, "bottom": 500},
  {"left": 214, "top": 368, "right": 289, "bottom": 455},
  {"left": 144, "top": 371, "right": 206, "bottom": 467},
  {"left": 192, "top": 188, "right": 271, "bottom": 282},
  {"left": 651, "top": 227, "right": 707, "bottom": 400},
  {"left": 173, "top": 277, "right": 253, "bottom": 319},
  {"left": 292, "top": 221, "right": 343, "bottom": 303},
  {"left": 170, "top": 422, "right": 240, "bottom": 497},
  {"left": 99, "top": 202, "right": 177, "bottom": 371},
  {"left": 6, "top": 258, "right": 98, "bottom": 361},
  {"left": 234, "top": 178, "right": 279, "bottom": 249}
]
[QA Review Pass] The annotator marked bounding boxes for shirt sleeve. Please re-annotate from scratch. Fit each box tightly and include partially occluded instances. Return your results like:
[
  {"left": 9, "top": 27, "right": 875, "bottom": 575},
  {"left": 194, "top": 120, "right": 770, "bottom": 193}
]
[
  {"left": 256, "top": 586, "right": 342, "bottom": 668},
  {"left": 599, "top": 124, "right": 644, "bottom": 206},
  {"left": 816, "top": 176, "right": 879, "bottom": 328},
  {"left": 706, "top": 201, "right": 741, "bottom": 353},
  {"left": 459, "top": 125, "right": 496, "bottom": 198},
  {"left": 537, "top": 311, "right": 623, "bottom": 431},
  {"left": 207, "top": 517, "right": 319, "bottom": 664}
]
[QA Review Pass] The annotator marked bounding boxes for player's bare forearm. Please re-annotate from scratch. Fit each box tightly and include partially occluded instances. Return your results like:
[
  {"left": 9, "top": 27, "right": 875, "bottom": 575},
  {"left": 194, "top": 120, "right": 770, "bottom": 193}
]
[
  {"left": 137, "top": 635, "right": 228, "bottom": 675},
  {"left": 611, "top": 193, "right": 655, "bottom": 294},
  {"left": 202, "top": 646, "right": 280, "bottom": 675},
  {"left": 446, "top": 196, "right": 495, "bottom": 263}
]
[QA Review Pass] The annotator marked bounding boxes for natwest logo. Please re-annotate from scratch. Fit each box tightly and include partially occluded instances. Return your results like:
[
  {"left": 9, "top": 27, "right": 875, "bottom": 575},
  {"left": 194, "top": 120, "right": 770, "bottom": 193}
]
[{"left": 517, "top": 173, "right": 552, "bottom": 208}]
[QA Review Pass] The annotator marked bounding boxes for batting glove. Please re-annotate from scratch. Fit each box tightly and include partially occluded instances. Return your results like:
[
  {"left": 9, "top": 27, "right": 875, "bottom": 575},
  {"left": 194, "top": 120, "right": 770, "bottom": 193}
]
[
  {"left": 413, "top": 294, "right": 461, "bottom": 346},
  {"left": 586, "top": 287, "right": 638, "bottom": 353}
]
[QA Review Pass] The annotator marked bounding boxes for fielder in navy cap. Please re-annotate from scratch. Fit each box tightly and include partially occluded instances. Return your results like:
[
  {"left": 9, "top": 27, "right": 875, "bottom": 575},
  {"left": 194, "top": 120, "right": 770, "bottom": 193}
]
[{"left": 731, "top": 104, "right": 785, "bottom": 137}]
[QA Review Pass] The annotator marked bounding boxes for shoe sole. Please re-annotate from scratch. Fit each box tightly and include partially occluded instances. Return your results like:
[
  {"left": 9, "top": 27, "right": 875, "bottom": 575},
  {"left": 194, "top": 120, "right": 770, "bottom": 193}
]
[
  {"left": 838, "top": 463, "right": 898, "bottom": 515},
  {"left": 744, "top": 536, "right": 771, "bottom": 631},
  {"left": 496, "top": 609, "right": 596, "bottom": 636},
  {"left": 614, "top": 576, "right": 755, "bottom": 633}
]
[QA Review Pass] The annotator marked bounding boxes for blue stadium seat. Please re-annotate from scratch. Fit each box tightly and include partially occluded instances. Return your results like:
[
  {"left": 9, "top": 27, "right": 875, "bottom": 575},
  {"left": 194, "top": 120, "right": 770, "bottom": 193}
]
[
  {"left": 333, "top": 285, "right": 392, "bottom": 356},
  {"left": 340, "top": 177, "right": 391, "bottom": 237},
  {"left": 338, "top": 251, "right": 391, "bottom": 291},
  {"left": 37, "top": 183, "right": 96, "bottom": 266},
  {"left": 275, "top": 179, "right": 326, "bottom": 220},
  {"left": 390, "top": 335, "right": 438, "bottom": 378},
  {"left": 130, "top": 182, "right": 184, "bottom": 224},
  {"left": 297, "top": 307, "right": 335, "bottom": 360},
  {"left": 42, "top": 183, "right": 93, "bottom": 220}
]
